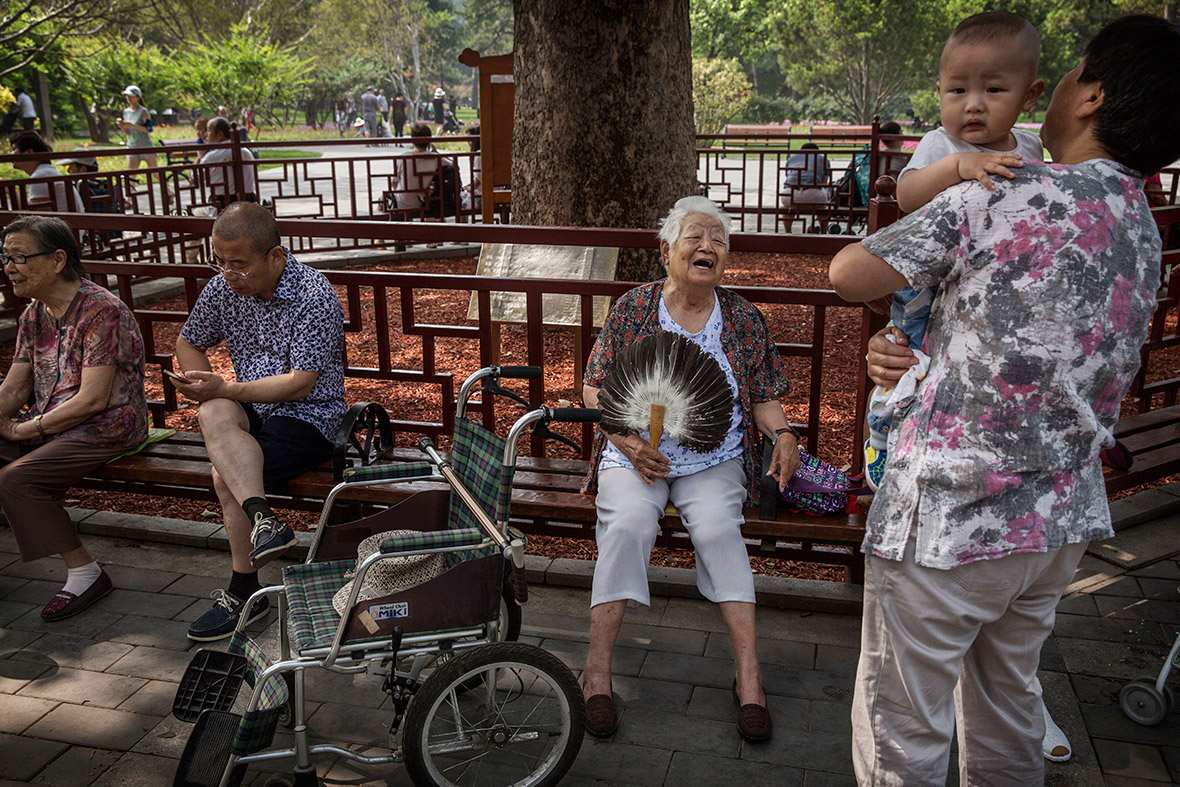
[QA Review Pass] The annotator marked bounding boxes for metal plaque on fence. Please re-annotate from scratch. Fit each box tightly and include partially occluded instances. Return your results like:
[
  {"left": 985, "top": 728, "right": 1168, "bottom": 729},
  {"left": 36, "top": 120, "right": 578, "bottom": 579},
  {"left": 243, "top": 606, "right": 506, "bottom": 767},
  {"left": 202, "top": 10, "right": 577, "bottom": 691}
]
[{"left": 466, "top": 243, "right": 617, "bottom": 327}]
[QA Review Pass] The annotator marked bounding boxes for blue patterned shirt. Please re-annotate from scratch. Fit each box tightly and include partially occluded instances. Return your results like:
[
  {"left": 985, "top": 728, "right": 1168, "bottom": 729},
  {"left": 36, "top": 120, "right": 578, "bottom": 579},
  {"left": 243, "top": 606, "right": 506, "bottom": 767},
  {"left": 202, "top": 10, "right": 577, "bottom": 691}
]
[
  {"left": 861, "top": 160, "right": 1159, "bottom": 568},
  {"left": 180, "top": 250, "right": 346, "bottom": 440}
]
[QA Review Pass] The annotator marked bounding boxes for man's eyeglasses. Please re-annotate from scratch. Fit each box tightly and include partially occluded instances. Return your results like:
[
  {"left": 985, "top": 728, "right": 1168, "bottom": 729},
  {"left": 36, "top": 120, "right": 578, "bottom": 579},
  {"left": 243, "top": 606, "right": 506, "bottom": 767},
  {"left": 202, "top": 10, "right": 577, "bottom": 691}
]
[
  {"left": 206, "top": 245, "right": 280, "bottom": 280},
  {"left": 1, "top": 251, "right": 55, "bottom": 268}
]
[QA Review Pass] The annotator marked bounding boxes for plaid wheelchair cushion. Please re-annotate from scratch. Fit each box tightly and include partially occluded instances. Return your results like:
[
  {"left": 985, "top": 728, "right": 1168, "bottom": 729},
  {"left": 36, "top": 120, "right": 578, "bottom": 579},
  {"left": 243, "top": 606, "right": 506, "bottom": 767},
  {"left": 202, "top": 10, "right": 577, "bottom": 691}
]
[
  {"left": 447, "top": 419, "right": 517, "bottom": 564},
  {"left": 283, "top": 559, "right": 352, "bottom": 652},
  {"left": 379, "top": 527, "right": 486, "bottom": 555},
  {"left": 227, "top": 633, "right": 288, "bottom": 755},
  {"left": 342, "top": 461, "right": 435, "bottom": 483}
]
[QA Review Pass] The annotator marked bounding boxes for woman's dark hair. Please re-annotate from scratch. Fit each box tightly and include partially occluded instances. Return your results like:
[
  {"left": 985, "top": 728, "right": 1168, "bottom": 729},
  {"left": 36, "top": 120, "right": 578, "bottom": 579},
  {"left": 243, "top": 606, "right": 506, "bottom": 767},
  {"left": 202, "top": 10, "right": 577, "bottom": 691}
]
[
  {"left": 465, "top": 125, "right": 480, "bottom": 152},
  {"left": 880, "top": 121, "right": 902, "bottom": 136},
  {"left": 410, "top": 122, "right": 432, "bottom": 139},
  {"left": 1079, "top": 15, "right": 1180, "bottom": 175},
  {"left": 2, "top": 215, "right": 85, "bottom": 281}
]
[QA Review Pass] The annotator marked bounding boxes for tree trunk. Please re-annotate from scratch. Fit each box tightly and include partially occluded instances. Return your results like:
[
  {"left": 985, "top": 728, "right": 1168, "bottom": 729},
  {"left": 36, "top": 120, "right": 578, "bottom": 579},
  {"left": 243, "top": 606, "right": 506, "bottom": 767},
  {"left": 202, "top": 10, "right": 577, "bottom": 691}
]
[{"left": 513, "top": 0, "right": 696, "bottom": 282}]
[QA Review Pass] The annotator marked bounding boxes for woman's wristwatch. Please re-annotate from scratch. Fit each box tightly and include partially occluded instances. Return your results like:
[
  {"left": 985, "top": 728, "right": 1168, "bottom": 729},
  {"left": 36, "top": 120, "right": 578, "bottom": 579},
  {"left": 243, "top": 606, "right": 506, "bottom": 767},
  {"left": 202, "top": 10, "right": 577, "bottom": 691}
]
[
  {"left": 33, "top": 413, "right": 47, "bottom": 440},
  {"left": 774, "top": 424, "right": 800, "bottom": 442}
]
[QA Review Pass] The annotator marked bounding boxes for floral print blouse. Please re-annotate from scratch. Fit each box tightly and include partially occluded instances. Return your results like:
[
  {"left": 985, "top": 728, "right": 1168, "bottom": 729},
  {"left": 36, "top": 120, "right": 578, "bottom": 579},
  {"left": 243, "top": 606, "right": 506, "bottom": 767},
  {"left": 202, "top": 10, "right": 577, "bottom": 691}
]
[
  {"left": 13, "top": 278, "right": 147, "bottom": 447},
  {"left": 581, "top": 281, "right": 789, "bottom": 506},
  {"left": 861, "top": 159, "right": 1160, "bottom": 568}
]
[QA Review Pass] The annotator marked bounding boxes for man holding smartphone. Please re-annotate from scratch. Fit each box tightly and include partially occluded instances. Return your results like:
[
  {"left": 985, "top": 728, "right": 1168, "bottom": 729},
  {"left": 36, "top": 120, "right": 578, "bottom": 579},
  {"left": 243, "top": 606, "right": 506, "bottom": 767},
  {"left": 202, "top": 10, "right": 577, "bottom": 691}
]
[{"left": 173, "top": 202, "right": 345, "bottom": 641}]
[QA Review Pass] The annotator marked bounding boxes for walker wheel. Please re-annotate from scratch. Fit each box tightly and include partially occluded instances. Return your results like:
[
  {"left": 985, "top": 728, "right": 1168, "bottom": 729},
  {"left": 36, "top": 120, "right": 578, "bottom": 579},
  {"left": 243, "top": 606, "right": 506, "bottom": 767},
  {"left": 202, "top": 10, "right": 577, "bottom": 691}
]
[
  {"left": 1119, "top": 676, "right": 1173, "bottom": 726},
  {"left": 263, "top": 776, "right": 293, "bottom": 787}
]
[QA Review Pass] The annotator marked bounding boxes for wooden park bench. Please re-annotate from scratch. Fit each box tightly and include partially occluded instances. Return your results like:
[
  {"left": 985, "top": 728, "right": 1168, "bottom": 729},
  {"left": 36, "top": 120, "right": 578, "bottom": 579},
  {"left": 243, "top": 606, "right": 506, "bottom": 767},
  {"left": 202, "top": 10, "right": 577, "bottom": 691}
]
[
  {"left": 63, "top": 254, "right": 877, "bottom": 584},
  {"left": 809, "top": 125, "right": 874, "bottom": 147},
  {"left": 721, "top": 124, "right": 795, "bottom": 147}
]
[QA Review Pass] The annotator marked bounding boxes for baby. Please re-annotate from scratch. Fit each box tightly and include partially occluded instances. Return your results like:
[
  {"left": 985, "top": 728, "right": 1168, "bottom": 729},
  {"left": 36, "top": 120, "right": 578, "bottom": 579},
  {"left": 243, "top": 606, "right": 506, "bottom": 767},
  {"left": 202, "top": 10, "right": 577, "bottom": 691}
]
[{"left": 864, "top": 11, "right": 1044, "bottom": 490}]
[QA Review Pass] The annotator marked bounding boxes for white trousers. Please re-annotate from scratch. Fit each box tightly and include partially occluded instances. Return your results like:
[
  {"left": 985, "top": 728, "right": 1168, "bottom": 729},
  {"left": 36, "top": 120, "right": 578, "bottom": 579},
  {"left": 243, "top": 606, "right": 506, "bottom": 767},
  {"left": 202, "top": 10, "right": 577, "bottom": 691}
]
[
  {"left": 852, "top": 536, "right": 1086, "bottom": 786},
  {"left": 591, "top": 458, "right": 753, "bottom": 609}
]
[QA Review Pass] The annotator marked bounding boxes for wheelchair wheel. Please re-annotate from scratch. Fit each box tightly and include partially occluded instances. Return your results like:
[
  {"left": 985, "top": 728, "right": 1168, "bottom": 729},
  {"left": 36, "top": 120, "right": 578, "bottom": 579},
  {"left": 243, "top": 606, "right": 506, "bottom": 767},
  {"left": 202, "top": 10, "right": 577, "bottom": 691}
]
[
  {"left": 403, "top": 642, "right": 584, "bottom": 787},
  {"left": 499, "top": 581, "right": 522, "bottom": 643}
]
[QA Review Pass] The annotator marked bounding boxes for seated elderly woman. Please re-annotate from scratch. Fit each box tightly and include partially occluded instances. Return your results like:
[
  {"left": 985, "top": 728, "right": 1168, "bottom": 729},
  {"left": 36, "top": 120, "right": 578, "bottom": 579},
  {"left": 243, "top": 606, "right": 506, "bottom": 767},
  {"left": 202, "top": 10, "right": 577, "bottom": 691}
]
[
  {"left": 580, "top": 196, "right": 801, "bottom": 741},
  {"left": 0, "top": 216, "right": 147, "bottom": 621}
]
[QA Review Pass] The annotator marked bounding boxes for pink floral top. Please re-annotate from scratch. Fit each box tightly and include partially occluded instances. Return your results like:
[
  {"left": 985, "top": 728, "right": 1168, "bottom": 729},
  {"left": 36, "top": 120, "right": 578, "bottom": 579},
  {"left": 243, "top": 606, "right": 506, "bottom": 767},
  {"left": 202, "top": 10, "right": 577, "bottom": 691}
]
[
  {"left": 861, "top": 159, "right": 1159, "bottom": 568},
  {"left": 13, "top": 279, "right": 148, "bottom": 447}
]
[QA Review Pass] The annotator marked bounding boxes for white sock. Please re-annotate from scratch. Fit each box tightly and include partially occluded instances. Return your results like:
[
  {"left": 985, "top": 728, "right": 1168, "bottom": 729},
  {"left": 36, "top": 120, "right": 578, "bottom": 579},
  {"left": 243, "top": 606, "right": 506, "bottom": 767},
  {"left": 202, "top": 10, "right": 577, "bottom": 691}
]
[{"left": 62, "top": 561, "right": 102, "bottom": 596}]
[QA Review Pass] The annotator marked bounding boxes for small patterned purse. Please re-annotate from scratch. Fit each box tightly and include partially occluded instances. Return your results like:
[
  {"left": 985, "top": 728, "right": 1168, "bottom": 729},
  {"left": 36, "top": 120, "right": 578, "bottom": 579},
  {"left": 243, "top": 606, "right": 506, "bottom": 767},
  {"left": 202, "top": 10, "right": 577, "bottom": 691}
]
[{"left": 781, "top": 450, "right": 870, "bottom": 515}]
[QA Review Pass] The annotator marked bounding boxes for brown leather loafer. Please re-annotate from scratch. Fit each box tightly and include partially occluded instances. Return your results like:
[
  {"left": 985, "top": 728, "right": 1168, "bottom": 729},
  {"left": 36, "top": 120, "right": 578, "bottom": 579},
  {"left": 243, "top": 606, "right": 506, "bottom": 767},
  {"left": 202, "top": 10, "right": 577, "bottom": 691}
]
[
  {"left": 584, "top": 692, "right": 620, "bottom": 737},
  {"left": 732, "top": 680, "right": 772, "bottom": 742},
  {"left": 41, "top": 570, "right": 114, "bottom": 622}
]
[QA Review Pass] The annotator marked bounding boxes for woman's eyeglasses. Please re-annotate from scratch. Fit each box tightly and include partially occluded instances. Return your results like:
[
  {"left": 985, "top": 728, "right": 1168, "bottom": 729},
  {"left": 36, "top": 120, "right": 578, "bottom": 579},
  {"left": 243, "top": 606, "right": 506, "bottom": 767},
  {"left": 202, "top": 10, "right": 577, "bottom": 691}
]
[{"left": 1, "top": 251, "right": 55, "bottom": 267}]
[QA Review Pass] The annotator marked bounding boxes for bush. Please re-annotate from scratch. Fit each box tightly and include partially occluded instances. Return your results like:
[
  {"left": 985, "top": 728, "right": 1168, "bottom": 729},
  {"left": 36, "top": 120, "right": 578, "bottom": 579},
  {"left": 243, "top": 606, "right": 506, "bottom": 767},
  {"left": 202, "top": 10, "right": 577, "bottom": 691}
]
[
  {"left": 739, "top": 95, "right": 791, "bottom": 124},
  {"left": 692, "top": 57, "right": 752, "bottom": 138}
]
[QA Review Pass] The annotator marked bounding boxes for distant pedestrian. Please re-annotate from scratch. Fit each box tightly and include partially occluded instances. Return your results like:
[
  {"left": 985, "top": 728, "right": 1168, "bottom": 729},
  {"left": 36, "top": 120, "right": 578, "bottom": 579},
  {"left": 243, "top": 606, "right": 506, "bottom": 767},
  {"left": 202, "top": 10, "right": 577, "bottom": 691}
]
[
  {"left": 361, "top": 87, "right": 379, "bottom": 138},
  {"left": 15, "top": 87, "right": 36, "bottom": 131},
  {"left": 391, "top": 93, "right": 407, "bottom": 137},
  {"left": 116, "top": 85, "right": 157, "bottom": 172},
  {"left": 432, "top": 88, "right": 446, "bottom": 132},
  {"left": 377, "top": 89, "right": 389, "bottom": 136}
]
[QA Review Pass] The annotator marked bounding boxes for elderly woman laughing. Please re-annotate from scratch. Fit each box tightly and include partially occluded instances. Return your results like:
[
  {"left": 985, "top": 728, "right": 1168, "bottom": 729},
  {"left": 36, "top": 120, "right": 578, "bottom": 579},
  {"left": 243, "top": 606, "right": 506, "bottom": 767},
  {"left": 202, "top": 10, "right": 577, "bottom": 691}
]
[{"left": 580, "top": 196, "right": 800, "bottom": 741}]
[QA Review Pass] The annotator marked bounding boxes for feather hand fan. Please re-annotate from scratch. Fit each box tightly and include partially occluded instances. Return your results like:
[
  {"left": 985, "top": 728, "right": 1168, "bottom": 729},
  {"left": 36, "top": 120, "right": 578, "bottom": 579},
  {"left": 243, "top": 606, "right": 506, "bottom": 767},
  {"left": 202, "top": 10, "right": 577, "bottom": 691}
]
[{"left": 597, "top": 332, "right": 734, "bottom": 453}]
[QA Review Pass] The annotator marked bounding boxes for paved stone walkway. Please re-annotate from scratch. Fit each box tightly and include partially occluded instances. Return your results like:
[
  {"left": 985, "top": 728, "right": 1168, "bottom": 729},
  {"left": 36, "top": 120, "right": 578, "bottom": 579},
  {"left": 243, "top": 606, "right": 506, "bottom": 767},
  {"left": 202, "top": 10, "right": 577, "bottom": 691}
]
[{"left": 0, "top": 510, "right": 1177, "bottom": 786}]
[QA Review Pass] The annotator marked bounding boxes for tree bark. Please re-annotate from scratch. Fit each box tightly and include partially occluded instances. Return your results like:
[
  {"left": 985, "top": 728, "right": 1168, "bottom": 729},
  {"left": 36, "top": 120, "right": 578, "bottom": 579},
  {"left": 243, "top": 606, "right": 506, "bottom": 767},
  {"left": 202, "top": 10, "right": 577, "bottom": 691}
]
[{"left": 513, "top": 0, "right": 696, "bottom": 282}]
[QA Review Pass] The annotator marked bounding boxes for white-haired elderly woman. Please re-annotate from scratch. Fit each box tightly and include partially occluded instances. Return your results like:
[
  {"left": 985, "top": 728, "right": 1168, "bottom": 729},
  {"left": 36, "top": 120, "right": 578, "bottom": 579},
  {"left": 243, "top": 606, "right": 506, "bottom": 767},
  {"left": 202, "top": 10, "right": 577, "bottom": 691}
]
[{"left": 579, "top": 196, "right": 801, "bottom": 741}]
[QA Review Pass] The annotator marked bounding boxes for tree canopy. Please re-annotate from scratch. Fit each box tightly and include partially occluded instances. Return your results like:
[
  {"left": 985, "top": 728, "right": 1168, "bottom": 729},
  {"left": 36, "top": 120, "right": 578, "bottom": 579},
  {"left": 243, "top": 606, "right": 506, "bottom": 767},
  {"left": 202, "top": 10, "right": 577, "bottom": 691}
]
[{"left": 0, "top": 0, "right": 1174, "bottom": 137}]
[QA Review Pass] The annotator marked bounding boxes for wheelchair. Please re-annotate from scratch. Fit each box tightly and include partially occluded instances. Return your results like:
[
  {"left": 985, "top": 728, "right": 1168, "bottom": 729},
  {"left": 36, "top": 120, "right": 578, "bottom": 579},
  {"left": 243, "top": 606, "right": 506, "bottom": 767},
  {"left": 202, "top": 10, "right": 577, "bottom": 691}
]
[{"left": 170, "top": 366, "right": 600, "bottom": 787}]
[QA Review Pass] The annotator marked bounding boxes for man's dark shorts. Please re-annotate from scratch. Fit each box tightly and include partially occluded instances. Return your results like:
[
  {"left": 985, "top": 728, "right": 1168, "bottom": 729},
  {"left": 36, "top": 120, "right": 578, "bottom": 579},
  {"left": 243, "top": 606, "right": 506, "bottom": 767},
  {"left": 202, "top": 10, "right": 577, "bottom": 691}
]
[{"left": 241, "top": 403, "right": 332, "bottom": 494}]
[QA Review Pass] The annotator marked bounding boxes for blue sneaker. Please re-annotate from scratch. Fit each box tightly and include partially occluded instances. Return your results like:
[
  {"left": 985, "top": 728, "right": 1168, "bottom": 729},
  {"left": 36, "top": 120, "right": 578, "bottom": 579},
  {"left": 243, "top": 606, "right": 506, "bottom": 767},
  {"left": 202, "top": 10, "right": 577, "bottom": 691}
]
[
  {"left": 864, "top": 440, "right": 887, "bottom": 492},
  {"left": 248, "top": 513, "right": 295, "bottom": 569},
  {"left": 187, "top": 590, "right": 269, "bottom": 642}
]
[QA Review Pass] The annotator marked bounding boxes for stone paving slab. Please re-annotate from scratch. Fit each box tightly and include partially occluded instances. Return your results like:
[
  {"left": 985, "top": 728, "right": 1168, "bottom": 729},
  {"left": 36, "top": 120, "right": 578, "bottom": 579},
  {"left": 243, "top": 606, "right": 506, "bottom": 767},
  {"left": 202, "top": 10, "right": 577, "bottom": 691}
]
[{"left": 1088, "top": 512, "right": 1180, "bottom": 570}]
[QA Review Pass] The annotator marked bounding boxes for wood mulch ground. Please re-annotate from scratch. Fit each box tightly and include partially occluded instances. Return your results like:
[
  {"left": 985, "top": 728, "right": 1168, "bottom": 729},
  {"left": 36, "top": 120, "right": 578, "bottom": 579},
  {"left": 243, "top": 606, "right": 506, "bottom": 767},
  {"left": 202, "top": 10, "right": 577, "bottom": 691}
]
[{"left": 9, "top": 249, "right": 1179, "bottom": 583}]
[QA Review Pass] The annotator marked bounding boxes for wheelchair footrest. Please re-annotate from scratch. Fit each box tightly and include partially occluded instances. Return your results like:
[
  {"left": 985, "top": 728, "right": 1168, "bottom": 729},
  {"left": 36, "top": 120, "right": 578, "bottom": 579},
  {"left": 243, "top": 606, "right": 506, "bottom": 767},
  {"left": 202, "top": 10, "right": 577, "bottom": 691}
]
[
  {"left": 173, "top": 649, "right": 249, "bottom": 723},
  {"left": 174, "top": 710, "right": 246, "bottom": 787}
]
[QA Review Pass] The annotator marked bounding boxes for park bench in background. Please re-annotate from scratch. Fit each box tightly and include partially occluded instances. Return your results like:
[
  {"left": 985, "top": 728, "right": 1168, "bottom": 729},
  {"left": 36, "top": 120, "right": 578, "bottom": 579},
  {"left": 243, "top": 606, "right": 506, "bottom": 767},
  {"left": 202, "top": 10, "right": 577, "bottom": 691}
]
[
  {"left": 721, "top": 124, "right": 795, "bottom": 147},
  {"left": 809, "top": 125, "right": 874, "bottom": 146}
]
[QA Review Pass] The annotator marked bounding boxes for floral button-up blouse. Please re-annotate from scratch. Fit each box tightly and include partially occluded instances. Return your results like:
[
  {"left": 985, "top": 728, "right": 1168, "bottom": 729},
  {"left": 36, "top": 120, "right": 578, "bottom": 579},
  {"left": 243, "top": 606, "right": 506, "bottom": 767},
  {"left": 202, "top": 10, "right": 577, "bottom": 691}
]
[
  {"left": 13, "top": 278, "right": 147, "bottom": 447},
  {"left": 581, "top": 280, "right": 789, "bottom": 506},
  {"left": 861, "top": 159, "right": 1160, "bottom": 568}
]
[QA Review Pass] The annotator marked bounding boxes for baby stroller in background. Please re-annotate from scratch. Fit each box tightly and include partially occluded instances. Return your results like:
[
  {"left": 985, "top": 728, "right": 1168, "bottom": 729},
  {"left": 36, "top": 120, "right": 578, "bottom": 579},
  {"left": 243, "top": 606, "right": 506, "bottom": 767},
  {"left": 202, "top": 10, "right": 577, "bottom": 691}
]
[
  {"left": 440, "top": 110, "right": 462, "bottom": 135},
  {"left": 171, "top": 366, "right": 598, "bottom": 787}
]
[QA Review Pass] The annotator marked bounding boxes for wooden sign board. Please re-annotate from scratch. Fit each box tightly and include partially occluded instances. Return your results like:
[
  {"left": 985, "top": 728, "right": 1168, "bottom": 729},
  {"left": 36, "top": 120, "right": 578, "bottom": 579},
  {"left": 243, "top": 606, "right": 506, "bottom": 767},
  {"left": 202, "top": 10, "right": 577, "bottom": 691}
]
[{"left": 467, "top": 243, "right": 617, "bottom": 327}]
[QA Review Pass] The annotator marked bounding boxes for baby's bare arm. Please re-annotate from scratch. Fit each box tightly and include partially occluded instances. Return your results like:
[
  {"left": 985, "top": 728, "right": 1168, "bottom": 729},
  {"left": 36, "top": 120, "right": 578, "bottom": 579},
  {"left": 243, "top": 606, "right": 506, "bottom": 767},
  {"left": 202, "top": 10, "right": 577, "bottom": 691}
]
[{"left": 897, "top": 152, "right": 1024, "bottom": 213}]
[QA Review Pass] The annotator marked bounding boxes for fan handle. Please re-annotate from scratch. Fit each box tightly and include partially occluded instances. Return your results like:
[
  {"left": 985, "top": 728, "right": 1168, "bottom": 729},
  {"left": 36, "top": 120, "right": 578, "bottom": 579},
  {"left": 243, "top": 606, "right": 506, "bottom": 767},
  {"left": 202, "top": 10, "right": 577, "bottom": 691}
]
[{"left": 649, "top": 404, "right": 665, "bottom": 450}]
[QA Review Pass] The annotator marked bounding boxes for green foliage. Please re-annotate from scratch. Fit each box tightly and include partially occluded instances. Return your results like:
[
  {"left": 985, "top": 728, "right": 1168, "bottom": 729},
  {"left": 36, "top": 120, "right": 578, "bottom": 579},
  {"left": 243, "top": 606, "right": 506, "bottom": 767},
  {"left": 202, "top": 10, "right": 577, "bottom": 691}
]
[
  {"left": 0, "top": 83, "right": 14, "bottom": 109},
  {"left": 65, "top": 37, "right": 177, "bottom": 114},
  {"left": 909, "top": 86, "right": 941, "bottom": 126},
  {"left": 170, "top": 24, "right": 312, "bottom": 125},
  {"left": 774, "top": 0, "right": 952, "bottom": 124},
  {"left": 693, "top": 57, "right": 753, "bottom": 138}
]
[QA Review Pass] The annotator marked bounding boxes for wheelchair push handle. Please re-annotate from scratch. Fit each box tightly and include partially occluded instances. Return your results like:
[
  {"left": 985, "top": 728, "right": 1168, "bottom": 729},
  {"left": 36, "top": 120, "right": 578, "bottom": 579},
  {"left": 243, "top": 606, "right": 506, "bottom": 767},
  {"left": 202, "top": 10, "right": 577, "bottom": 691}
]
[
  {"left": 545, "top": 407, "right": 601, "bottom": 424},
  {"left": 494, "top": 365, "right": 542, "bottom": 379}
]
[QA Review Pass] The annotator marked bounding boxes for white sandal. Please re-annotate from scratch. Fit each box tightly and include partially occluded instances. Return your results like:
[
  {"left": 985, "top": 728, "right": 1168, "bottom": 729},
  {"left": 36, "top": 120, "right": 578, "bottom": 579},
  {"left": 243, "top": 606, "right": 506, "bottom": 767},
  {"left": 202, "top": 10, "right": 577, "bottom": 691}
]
[{"left": 1042, "top": 700, "right": 1071, "bottom": 762}]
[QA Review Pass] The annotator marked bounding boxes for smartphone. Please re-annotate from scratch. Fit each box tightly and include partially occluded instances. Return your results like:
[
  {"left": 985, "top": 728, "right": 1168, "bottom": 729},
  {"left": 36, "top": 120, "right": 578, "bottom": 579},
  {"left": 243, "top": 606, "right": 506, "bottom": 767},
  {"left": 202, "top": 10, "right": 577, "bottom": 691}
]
[{"left": 163, "top": 369, "right": 190, "bottom": 384}]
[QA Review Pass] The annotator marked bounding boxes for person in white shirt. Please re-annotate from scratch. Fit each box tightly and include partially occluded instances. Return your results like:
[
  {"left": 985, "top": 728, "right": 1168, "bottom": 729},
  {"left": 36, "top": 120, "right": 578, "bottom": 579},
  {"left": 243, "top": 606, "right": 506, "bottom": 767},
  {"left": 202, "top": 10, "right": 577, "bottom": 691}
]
[
  {"left": 9, "top": 132, "right": 83, "bottom": 212},
  {"left": 391, "top": 123, "right": 440, "bottom": 211},
  {"left": 201, "top": 117, "right": 257, "bottom": 213},
  {"left": 15, "top": 88, "right": 36, "bottom": 131}
]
